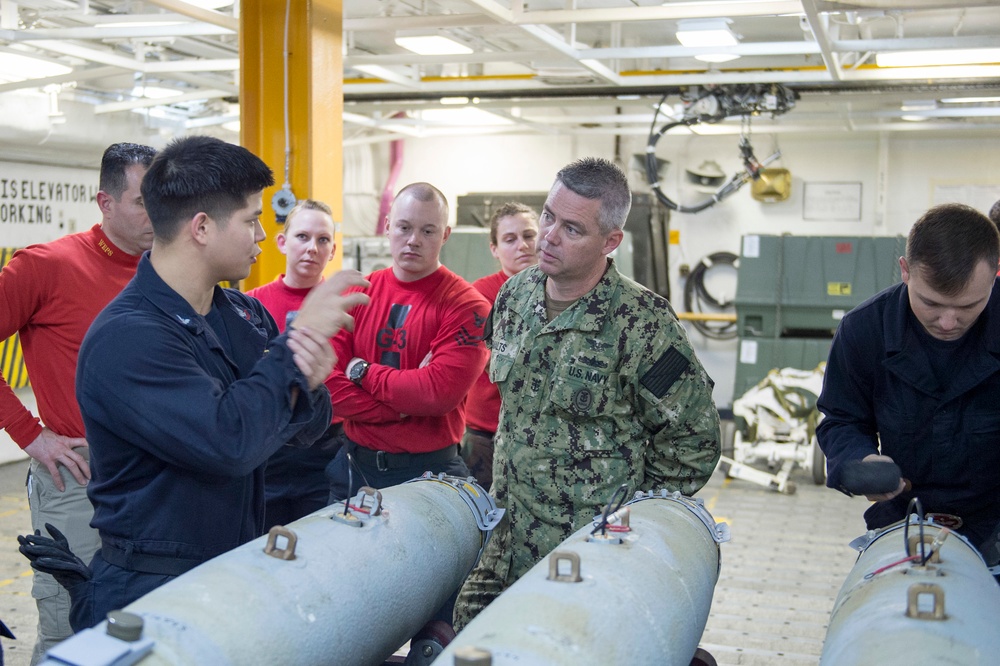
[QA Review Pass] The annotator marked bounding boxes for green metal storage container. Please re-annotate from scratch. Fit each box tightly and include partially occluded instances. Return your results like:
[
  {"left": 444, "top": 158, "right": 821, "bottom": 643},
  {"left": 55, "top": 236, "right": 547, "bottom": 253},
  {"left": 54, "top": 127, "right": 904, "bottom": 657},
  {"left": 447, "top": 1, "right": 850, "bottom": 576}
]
[{"left": 733, "top": 234, "right": 904, "bottom": 401}]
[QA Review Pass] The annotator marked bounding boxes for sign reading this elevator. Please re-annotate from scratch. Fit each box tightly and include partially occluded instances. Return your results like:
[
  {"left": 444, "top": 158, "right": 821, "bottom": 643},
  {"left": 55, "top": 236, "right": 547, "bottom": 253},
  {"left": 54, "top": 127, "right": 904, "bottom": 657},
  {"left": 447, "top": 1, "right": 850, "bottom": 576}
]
[{"left": 0, "top": 161, "right": 99, "bottom": 247}]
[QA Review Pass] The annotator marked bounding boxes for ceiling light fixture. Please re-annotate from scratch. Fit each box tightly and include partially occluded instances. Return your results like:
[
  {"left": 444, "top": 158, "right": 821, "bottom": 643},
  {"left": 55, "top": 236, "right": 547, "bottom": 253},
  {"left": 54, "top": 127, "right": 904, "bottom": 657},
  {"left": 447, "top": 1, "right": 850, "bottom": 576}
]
[
  {"left": 676, "top": 19, "right": 738, "bottom": 48},
  {"left": 395, "top": 35, "right": 473, "bottom": 56},
  {"left": 0, "top": 52, "right": 73, "bottom": 84},
  {"left": 420, "top": 108, "right": 512, "bottom": 126},
  {"left": 876, "top": 48, "right": 1000, "bottom": 68},
  {"left": 131, "top": 86, "right": 182, "bottom": 99},
  {"left": 677, "top": 18, "right": 740, "bottom": 64},
  {"left": 939, "top": 95, "right": 1000, "bottom": 104},
  {"left": 179, "top": 0, "right": 234, "bottom": 8}
]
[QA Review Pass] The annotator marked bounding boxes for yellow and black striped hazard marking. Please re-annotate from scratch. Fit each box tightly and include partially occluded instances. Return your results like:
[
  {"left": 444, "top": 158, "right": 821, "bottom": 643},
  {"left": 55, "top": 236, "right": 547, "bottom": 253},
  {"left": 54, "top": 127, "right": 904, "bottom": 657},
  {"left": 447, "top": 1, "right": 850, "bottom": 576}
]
[{"left": 0, "top": 248, "right": 30, "bottom": 390}]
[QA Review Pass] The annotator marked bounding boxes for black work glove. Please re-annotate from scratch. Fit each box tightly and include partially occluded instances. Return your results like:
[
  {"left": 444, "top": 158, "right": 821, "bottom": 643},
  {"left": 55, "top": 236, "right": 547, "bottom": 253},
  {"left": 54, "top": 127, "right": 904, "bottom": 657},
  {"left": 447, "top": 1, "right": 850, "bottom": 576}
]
[{"left": 17, "top": 523, "right": 92, "bottom": 590}]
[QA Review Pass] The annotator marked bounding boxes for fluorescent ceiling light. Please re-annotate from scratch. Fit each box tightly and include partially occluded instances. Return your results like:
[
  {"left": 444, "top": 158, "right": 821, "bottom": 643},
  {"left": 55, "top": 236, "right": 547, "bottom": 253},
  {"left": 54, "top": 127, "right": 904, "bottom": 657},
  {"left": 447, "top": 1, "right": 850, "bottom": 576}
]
[
  {"left": 439, "top": 96, "right": 470, "bottom": 105},
  {"left": 901, "top": 115, "right": 931, "bottom": 122},
  {"left": 181, "top": 0, "right": 234, "bottom": 8},
  {"left": 395, "top": 36, "right": 472, "bottom": 56},
  {"left": 131, "top": 86, "right": 182, "bottom": 99},
  {"left": 420, "top": 108, "right": 512, "bottom": 126},
  {"left": 0, "top": 52, "right": 73, "bottom": 84},
  {"left": 939, "top": 95, "right": 1000, "bottom": 104},
  {"left": 222, "top": 120, "right": 241, "bottom": 132},
  {"left": 696, "top": 53, "right": 741, "bottom": 64},
  {"left": 876, "top": 48, "right": 1000, "bottom": 68},
  {"left": 676, "top": 19, "right": 738, "bottom": 48}
]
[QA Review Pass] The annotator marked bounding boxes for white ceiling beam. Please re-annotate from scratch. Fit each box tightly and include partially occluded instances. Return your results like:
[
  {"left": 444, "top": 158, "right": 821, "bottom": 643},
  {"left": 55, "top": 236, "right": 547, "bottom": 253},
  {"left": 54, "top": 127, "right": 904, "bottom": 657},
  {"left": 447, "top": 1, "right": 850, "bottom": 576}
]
[
  {"left": 142, "top": 0, "right": 238, "bottom": 32},
  {"left": 832, "top": 35, "right": 1000, "bottom": 52},
  {"left": 342, "top": 112, "right": 425, "bottom": 136},
  {"left": 800, "top": 0, "right": 841, "bottom": 82},
  {"left": 352, "top": 65, "right": 423, "bottom": 90},
  {"left": 185, "top": 113, "right": 239, "bottom": 129},
  {"left": 458, "top": 0, "right": 512, "bottom": 23},
  {"left": 29, "top": 40, "right": 145, "bottom": 69},
  {"left": 170, "top": 72, "right": 238, "bottom": 95},
  {"left": 517, "top": 2, "right": 803, "bottom": 23},
  {"left": 0, "top": 65, "right": 120, "bottom": 94},
  {"left": 480, "top": 108, "right": 563, "bottom": 135},
  {"left": 29, "top": 41, "right": 240, "bottom": 75},
  {"left": 143, "top": 59, "right": 239, "bottom": 73},
  {"left": 346, "top": 51, "right": 557, "bottom": 67},
  {"left": 95, "top": 88, "right": 230, "bottom": 114},
  {"left": 345, "top": 14, "right": 495, "bottom": 31},
  {"left": 517, "top": 24, "right": 622, "bottom": 86},
  {"left": 5, "top": 24, "right": 233, "bottom": 40},
  {"left": 581, "top": 42, "right": 823, "bottom": 60},
  {"left": 839, "top": 64, "right": 1000, "bottom": 82},
  {"left": 345, "top": 2, "right": 804, "bottom": 30},
  {"left": 521, "top": 113, "right": 670, "bottom": 125},
  {"left": 77, "top": 13, "right": 205, "bottom": 25}
]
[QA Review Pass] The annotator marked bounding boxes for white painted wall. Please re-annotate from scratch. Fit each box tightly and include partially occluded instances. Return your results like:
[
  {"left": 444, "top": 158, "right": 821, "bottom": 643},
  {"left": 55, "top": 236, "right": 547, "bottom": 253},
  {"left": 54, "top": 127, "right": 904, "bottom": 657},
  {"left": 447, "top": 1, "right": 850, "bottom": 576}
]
[{"left": 388, "top": 130, "right": 1000, "bottom": 408}]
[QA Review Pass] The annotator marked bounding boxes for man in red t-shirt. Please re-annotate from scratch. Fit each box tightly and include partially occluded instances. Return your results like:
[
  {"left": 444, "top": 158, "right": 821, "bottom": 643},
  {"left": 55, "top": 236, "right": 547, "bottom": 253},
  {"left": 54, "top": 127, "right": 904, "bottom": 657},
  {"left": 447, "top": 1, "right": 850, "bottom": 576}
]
[
  {"left": 0, "top": 143, "right": 156, "bottom": 662},
  {"left": 324, "top": 182, "right": 490, "bottom": 500}
]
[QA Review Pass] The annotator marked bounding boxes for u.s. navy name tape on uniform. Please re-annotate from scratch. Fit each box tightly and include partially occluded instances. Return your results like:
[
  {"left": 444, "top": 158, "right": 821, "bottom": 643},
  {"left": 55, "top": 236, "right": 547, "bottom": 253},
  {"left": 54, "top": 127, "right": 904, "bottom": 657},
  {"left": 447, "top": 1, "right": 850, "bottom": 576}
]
[{"left": 454, "top": 261, "right": 721, "bottom": 628}]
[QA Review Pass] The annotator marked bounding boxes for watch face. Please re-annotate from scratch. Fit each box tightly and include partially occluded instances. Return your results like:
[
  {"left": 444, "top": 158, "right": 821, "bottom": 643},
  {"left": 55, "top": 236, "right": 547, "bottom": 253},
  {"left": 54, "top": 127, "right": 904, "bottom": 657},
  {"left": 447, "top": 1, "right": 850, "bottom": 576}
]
[{"left": 350, "top": 361, "right": 367, "bottom": 382}]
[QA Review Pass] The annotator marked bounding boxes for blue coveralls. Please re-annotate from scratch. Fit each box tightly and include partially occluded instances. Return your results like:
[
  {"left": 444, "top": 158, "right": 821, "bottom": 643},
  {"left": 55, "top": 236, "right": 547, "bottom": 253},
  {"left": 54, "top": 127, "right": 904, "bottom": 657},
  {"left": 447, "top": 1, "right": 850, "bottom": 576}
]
[
  {"left": 73, "top": 256, "right": 332, "bottom": 629},
  {"left": 818, "top": 280, "right": 1000, "bottom": 566}
]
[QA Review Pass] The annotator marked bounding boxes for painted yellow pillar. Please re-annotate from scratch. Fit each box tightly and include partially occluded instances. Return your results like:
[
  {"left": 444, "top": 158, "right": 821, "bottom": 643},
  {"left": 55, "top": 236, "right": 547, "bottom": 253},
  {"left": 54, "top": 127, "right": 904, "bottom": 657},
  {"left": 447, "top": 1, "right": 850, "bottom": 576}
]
[{"left": 240, "top": 0, "right": 343, "bottom": 290}]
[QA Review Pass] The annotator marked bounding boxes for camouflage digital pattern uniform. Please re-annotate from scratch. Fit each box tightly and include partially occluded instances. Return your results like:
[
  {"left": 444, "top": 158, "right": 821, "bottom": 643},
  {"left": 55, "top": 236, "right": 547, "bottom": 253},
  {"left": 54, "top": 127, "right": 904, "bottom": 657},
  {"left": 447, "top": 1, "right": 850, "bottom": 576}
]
[{"left": 454, "top": 260, "right": 721, "bottom": 629}]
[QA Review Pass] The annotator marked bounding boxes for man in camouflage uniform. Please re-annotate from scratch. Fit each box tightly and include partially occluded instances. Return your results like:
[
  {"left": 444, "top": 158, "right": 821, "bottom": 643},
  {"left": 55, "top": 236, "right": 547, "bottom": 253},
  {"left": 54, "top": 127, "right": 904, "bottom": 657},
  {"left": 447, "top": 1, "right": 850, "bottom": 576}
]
[{"left": 453, "top": 157, "right": 721, "bottom": 629}]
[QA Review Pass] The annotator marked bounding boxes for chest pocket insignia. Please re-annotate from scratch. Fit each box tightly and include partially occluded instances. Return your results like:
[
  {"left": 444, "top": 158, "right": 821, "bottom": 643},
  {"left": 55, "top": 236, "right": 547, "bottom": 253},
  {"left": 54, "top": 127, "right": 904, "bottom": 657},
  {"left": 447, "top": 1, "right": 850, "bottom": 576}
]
[{"left": 573, "top": 387, "right": 594, "bottom": 412}]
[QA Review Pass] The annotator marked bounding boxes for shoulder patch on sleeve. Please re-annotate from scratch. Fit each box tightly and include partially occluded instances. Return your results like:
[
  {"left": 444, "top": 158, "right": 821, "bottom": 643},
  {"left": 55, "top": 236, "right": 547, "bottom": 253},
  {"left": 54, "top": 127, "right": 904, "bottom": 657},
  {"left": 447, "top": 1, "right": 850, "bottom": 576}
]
[
  {"left": 640, "top": 347, "right": 689, "bottom": 398},
  {"left": 483, "top": 304, "right": 494, "bottom": 344}
]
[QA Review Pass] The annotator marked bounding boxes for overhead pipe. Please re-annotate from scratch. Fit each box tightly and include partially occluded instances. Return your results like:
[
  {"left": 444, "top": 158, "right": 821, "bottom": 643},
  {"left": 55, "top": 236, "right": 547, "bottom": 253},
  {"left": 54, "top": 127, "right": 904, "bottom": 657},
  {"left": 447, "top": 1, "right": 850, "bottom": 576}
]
[
  {"left": 42, "top": 474, "right": 503, "bottom": 666},
  {"left": 377, "top": 119, "right": 405, "bottom": 236},
  {"left": 438, "top": 490, "right": 730, "bottom": 666}
]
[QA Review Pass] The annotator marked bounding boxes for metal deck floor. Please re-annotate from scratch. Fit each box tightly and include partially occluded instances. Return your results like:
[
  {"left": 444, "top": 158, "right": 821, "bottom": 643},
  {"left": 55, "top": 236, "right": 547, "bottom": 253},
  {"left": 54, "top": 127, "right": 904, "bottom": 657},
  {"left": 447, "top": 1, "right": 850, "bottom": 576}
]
[
  {"left": 697, "top": 465, "right": 869, "bottom": 665},
  {"left": 0, "top": 455, "right": 870, "bottom": 666}
]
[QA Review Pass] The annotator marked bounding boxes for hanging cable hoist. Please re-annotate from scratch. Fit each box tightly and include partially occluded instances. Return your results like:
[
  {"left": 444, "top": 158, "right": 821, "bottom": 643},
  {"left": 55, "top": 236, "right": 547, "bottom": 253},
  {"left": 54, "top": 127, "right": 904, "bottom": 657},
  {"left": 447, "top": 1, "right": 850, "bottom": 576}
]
[{"left": 644, "top": 83, "right": 798, "bottom": 214}]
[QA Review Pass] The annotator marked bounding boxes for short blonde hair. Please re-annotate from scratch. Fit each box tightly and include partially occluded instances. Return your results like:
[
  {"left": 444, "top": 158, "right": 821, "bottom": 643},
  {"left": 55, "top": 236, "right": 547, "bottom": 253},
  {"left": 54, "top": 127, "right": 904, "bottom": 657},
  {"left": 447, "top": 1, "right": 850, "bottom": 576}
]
[{"left": 283, "top": 199, "right": 333, "bottom": 234}]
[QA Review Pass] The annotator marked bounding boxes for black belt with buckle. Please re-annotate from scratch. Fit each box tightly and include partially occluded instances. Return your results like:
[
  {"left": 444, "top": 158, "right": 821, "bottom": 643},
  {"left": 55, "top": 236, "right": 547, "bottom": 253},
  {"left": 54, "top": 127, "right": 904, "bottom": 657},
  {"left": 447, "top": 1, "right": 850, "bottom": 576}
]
[{"left": 348, "top": 442, "right": 458, "bottom": 472}]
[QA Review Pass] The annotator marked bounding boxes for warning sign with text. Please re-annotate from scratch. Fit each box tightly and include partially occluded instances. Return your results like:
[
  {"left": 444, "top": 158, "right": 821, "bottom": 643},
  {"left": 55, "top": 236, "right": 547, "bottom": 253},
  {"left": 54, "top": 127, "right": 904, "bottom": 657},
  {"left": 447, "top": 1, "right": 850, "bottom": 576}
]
[{"left": 0, "top": 161, "right": 99, "bottom": 247}]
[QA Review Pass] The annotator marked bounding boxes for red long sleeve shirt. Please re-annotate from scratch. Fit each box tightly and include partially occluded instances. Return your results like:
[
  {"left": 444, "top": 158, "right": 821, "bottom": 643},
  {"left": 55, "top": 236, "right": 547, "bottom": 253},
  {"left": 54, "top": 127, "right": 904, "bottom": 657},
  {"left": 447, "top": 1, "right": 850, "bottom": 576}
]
[
  {"left": 246, "top": 276, "right": 311, "bottom": 334},
  {"left": 325, "top": 265, "right": 489, "bottom": 454},
  {"left": 247, "top": 275, "right": 342, "bottom": 428},
  {"left": 0, "top": 224, "right": 140, "bottom": 448},
  {"left": 464, "top": 270, "right": 508, "bottom": 433}
]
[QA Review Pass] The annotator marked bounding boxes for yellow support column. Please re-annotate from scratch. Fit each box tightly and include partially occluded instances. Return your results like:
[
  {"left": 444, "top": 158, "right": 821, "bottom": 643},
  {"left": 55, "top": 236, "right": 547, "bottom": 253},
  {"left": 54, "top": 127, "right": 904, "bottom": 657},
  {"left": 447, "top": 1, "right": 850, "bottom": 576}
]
[{"left": 240, "top": 0, "right": 343, "bottom": 290}]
